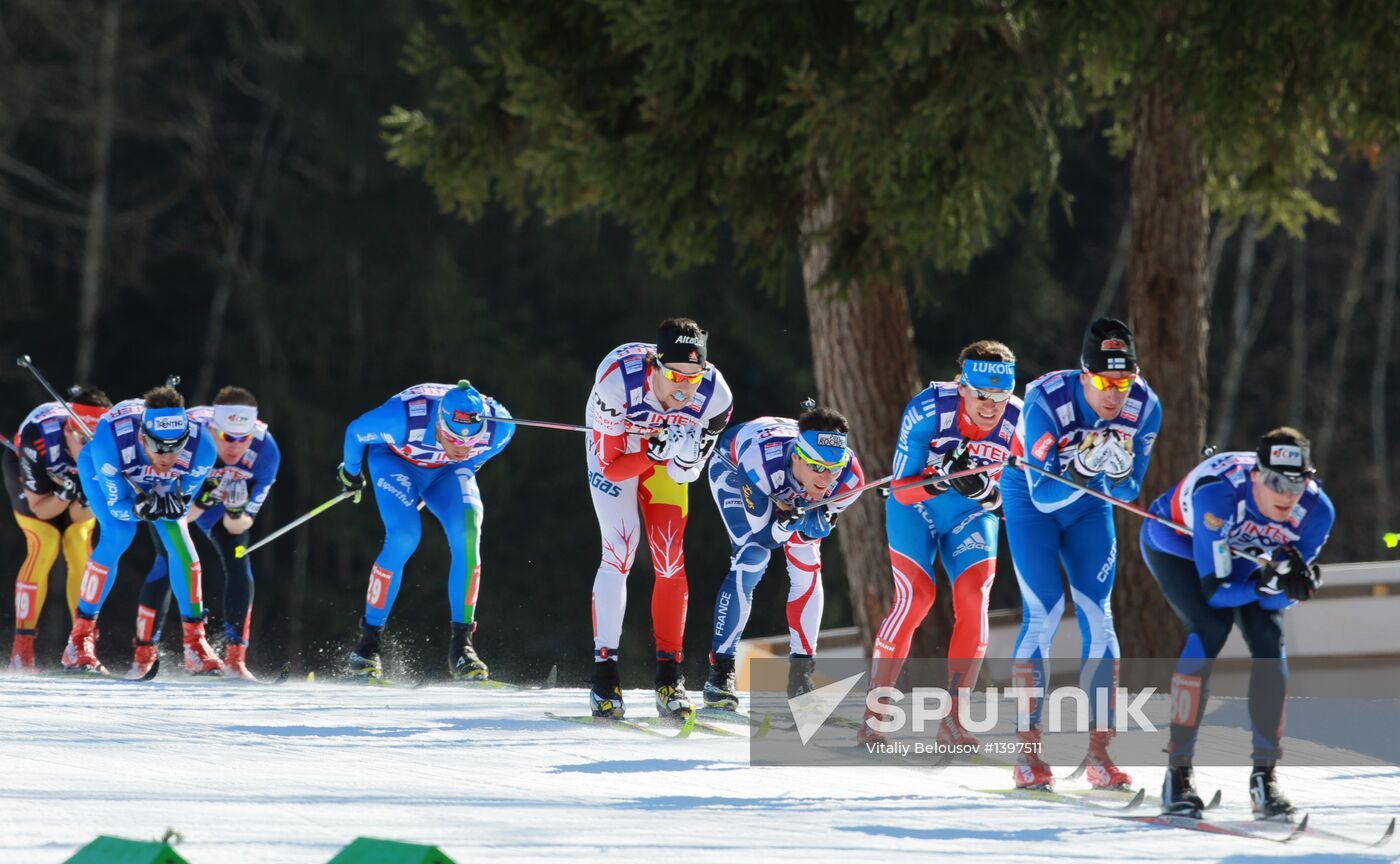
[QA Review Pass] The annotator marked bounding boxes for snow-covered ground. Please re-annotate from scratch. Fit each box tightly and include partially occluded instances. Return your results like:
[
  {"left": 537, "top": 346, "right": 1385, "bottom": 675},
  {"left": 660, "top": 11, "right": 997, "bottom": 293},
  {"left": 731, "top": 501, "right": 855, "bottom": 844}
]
[{"left": 2, "top": 674, "right": 1396, "bottom": 863}]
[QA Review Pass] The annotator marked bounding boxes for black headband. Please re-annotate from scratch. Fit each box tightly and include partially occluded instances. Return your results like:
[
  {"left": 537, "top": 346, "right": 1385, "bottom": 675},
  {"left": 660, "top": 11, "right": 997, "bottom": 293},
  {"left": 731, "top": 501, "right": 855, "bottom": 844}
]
[{"left": 656, "top": 324, "right": 708, "bottom": 367}]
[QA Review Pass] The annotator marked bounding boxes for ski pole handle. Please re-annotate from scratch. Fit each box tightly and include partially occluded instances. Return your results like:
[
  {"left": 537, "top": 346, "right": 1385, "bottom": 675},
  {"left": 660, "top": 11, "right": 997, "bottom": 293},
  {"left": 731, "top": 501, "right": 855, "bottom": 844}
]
[
  {"left": 16, "top": 355, "right": 95, "bottom": 440},
  {"left": 234, "top": 491, "right": 355, "bottom": 558},
  {"left": 1007, "top": 456, "right": 1270, "bottom": 567}
]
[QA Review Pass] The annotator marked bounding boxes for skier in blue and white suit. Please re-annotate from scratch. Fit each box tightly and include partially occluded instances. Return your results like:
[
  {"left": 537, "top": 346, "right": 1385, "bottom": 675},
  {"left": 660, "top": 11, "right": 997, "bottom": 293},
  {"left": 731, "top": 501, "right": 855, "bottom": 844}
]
[
  {"left": 1142, "top": 428, "right": 1333, "bottom": 821},
  {"left": 1002, "top": 317, "right": 1162, "bottom": 791},
  {"left": 66, "top": 384, "right": 224, "bottom": 675},
  {"left": 702, "top": 405, "right": 864, "bottom": 707},
  {"left": 336, "top": 380, "right": 515, "bottom": 682}
]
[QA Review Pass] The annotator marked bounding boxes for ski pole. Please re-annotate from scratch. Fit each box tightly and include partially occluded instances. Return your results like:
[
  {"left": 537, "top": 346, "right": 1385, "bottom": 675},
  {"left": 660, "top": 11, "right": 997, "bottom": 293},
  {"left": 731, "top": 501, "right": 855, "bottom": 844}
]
[
  {"left": 1007, "top": 455, "right": 1271, "bottom": 567},
  {"left": 234, "top": 491, "right": 355, "bottom": 558},
  {"left": 491, "top": 416, "right": 591, "bottom": 433},
  {"left": 16, "top": 355, "right": 96, "bottom": 440},
  {"left": 802, "top": 461, "right": 1010, "bottom": 515}
]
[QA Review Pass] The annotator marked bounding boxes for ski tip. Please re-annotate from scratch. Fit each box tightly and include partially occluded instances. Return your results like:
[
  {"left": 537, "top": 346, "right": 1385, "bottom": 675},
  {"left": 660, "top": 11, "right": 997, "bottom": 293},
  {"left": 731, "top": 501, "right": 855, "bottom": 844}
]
[
  {"left": 306, "top": 671, "right": 316, "bottom": 684},
  {"left": 674, "top": 710, "right": 697, "bottom": 739},
  {"left": 1126, "top": 788, "right": 1146, "bottom": 809},
  {"left": 1206, "top": 789, "right": 1222, "bottom": 810},
  {"left": 134, "top": 656, "right": 160, "bottom": 681},
  {"left": 1378, "top": 817, "right": 1397, "bottom": 847},
  {"left": 544, "top": 664, "right": 558, "bottom": 689},
  {"left": 756, "top": 711, "right": 773, "bottom": 738},
  {"left": 1065, "top": 757, "right": 1089, "bottom": 781}
]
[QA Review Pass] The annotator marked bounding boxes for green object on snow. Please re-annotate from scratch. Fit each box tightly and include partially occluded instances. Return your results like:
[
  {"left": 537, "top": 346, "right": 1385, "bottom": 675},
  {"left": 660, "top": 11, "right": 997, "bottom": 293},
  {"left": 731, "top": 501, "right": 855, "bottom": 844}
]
[
  {"left": 64, "top": 836, "right": 189, "bottom": 864},
  {"left": 327, "top": 837, "right": 457, "bottom": 864}
]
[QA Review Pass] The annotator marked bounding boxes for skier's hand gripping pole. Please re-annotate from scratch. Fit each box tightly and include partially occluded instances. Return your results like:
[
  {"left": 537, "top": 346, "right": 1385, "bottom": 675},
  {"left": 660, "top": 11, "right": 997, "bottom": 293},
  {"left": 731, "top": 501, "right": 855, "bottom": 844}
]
[
  {"left": 1006, "top": 455, "right": 1271, "bottom": 568},
  {"left": 234, "top": 491, "right": 356, "bottom": 559}
]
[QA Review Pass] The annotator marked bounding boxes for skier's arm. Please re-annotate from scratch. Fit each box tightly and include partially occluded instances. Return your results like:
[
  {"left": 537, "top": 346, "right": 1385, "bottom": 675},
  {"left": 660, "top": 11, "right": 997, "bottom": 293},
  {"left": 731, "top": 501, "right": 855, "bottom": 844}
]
[
  {"left": 891, "top": 400, "right": 942, "bottom": 506},
  {"left": 342, "top": 399, "right": 405, "bottom": 477},
  {"left": 1187, "top": 480, "right": 1260, "bottom": 608},
  {"left": 1022, "top": 402, "right": 1081, "bottom": 507},
  {"left": 242, "top": 432, "right": 281, "bottom": 519},
  {"left": 16, "top": 425, "right": 68, "bottom": 519},
  {"left": 86, "top": 423, "right": 134, "bottom": 517}
]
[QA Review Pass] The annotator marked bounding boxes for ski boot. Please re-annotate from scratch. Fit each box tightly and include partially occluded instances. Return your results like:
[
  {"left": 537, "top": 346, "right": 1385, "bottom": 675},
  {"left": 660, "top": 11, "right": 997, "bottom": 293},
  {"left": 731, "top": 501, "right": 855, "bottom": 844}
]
[
  {"left": 129, "top": 640, "right": 159, "bottom": 679},
  {"left": 655, "top": 658, "right": 692, "bottom": 722},
  {"left": 1249, "top": 765, "right": 1297, "bottom": 822},
  {"left": 1012, "top": 729, "right": 1054, "bottom": 790},
  {"left": 936, "top": 704, "right": 980, "bottom": 747},
  {"left": 1084, "top": 729, "right": 1133, "bottom": 790},
  {"left": 590, "top": 658, "right": 625, "bottom": 718},
  {"left": 10, "top": 631, "right": 36, "bottom": 672},
  {"left": 61, "top": 615, "right": 106, "bottom": 674},
  {"left": 182, "top": 621, "right": 225, "bottom": 674},
  {"left": 348, "top": 620, "right": 385, "bottom": 682},
  {"left": 703, "top": 653, "right": 738, "bottom": 710},
  {"left": 449, "top": 622, "right": 489, "bottom": 681},
  {"left": 223, "top": 642, "right": 256, "bottom": 681},
  {"left": 1161, "top": 764, "right": 1206, "bottom": 818},
  {"left": 787, "top": 653, "right": 816, "bottom": 698},
  {"left": 856, "top": 707, "right": 890, "bottom": 747}
]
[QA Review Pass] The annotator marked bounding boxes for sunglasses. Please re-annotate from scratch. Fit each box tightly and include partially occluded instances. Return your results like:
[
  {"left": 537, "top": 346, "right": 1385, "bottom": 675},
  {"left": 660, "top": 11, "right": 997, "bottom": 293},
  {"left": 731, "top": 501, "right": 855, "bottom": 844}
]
[
  {"left": 658, "top": 363, "right": 707, "bottom": 385},
  {"left": 437, "top": 415, "right": 486, "bottom": 448},
  {"left": 794, "top": 447, "right": 849, "bottom": 475},
  {"left": 1259, "top": 466, "right": 1309, "bottom": 495},
  {"left": 960, "top": 378, "right": 1013, "bottom": 403},
  {"left": 214, "top": 428, "right": 252, "bottom": 444},
  {"left": 141, "top": 431, "right": 187, "bottom": 455},
  {"left": 1083, "top": 369, "right": 1135, "bottom": 393}
]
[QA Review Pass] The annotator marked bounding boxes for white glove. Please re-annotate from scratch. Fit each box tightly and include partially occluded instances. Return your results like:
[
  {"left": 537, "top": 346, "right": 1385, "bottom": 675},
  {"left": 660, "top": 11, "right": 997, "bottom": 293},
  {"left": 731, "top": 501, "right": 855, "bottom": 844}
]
[
  {"left": 645, "top": 425, "right": 687, "bottom": 462},
  {"left": 222, "top": 479, "right": 250, "bottom": 512},
  {"left": 669, "top": 422, "right": 705, "bottom": 470},
  {"left": 1072, "top": 429, "right": 1133, "bottom": 480}
]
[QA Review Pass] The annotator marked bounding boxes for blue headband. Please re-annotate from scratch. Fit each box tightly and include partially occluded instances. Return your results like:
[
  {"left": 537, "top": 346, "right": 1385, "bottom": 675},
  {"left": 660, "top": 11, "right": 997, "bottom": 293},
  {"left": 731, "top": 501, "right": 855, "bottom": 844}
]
[
  {"left": 141, "top": 407, "right": 189, "bottom": 442},
  {"left": 794, "top": 428, "right": 850, "bottom": 468},
  {"left": 961, "top": 359, "right": 1016, "bottom": 392}
]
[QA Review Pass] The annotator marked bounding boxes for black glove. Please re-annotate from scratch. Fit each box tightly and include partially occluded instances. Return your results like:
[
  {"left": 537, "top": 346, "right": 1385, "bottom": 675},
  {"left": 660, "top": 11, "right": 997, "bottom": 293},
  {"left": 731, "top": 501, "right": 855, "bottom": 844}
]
[
  {"left": 49, "top": 472, "right": 79, "bottom": 503},
  {"left": 72, "top": 480, "right": 88, "bottom": 508},
  {"left": 775, "top": 505, "right": 801, "bottom": 531},
  {"left": 1258, "top": 546, "right": 1322, "bottom": 602},
  {"left": 947, "top": 461, "right": 993, "bottom": 500},
  {"left": 924, "top": 443, "right": 969, "bottom": 492},
  {"left": 337, "top": 463, "right": 366, "bottom": 502},
  {"left": 195, "top": 476, "right": 221, "bottom": 508},
  {"left": 134, "top": 490, "right": 184, "bottom": 522}
]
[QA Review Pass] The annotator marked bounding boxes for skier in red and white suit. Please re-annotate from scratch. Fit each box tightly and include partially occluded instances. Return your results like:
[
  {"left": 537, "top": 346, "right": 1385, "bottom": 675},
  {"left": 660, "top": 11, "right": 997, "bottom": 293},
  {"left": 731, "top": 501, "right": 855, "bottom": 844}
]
[{"left": 585, "top": 317, "right": 732, "bottom": 720}]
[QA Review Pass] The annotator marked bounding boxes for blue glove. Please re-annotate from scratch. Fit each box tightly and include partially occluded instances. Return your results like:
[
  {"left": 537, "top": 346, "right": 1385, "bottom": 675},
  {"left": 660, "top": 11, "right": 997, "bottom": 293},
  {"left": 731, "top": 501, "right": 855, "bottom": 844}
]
[{"left": 797, "top": 508, "right": 834, "bottom": 540}]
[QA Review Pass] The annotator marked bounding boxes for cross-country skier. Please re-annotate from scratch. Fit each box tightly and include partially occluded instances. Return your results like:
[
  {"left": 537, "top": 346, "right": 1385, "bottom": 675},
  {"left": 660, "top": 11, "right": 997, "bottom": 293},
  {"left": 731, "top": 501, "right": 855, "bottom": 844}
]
[
  {"left": 129, "top": 387, "right": 280, "bottom": 680},
  {"left": 1003, "top": 317, "right": 1162, "bottom": 790},
  {"left": 702, "top": 406, "right": 864, "bottom": 709},
  {"left": 1142, "top": 428, "right": 1332, "bottom": 821},
  {"left": 338, "top": 380, "right": 514, "bottom": 682},
  {"left": 66, "top": 385, "right": 223, "bottom": 674},
  {"left": 586, "top": 318, "right": 733, "bottom": 719},
  {"left": 4, "top": 387, "right": 110, "bottom": 670},
  {"left": 860, "top": 341, "right": 1021, "bottom": 747}
]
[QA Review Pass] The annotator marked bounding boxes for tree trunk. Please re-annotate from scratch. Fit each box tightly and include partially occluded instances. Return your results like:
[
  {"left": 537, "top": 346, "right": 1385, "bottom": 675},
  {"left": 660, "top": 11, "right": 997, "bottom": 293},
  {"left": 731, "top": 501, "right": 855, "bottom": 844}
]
[
  {"left": 1117, "top": 83, "right": 1209, "bottom": 657},
  {"left": 800, "top": 191, "right": 923, "bottom": 659},
  {"left": 74, "top": 0, "right": 120, "bottom": 382},
  {"left": 1373, "top": 158, "right": 1397, "bottom": 556},
  {"left": 1289, "top": 237, "right": 1307, "bottom": 428},
  {"left": 1316, "top": 174, "right": 1384, "bottom": 472},
  {"left": 1213, "top": 228, "right": 1287, "bottom": 447}
]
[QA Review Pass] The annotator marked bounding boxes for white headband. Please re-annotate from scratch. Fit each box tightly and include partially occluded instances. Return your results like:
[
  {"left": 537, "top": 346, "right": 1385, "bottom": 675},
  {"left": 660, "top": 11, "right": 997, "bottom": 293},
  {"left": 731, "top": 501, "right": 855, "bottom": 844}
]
[{"left": 212, "top": 404, "right": 257, "bottom": 436}]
